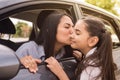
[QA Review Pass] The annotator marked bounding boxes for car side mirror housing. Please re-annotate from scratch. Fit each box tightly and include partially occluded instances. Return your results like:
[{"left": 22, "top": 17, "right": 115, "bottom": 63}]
[{"left": 0, "top": 44, "right": 20, "bottom": 79}]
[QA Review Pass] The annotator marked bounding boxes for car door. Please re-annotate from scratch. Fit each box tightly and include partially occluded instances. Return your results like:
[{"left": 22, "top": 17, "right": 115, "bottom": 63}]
[{"left": 0, "top": 0, "right": 78, "bottom": 80}]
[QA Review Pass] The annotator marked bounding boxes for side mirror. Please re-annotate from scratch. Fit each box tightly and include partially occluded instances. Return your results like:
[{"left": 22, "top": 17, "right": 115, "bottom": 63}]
[{"left": 0, "top": 44, "right": 20, "bottom": 79}]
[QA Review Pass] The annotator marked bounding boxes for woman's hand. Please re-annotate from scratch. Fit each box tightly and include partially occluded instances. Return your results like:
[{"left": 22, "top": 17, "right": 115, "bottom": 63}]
[
  {"left": 45, "top": 57, "right": 69, "bottom": 80},
  {"left": 20, "top": 55, "right": 41, "bottom": 73}
]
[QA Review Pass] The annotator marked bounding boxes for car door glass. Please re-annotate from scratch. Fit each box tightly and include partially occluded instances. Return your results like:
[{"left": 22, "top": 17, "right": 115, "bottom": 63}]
[
  {"left": 9, "top": 18, "right": 33, "bottom": 42},
  {"left": 104, "top": 23, "right": 119, "bottom": 48},
  {"left": 0, "top": 17, "right": 33, "bottom": 43}
]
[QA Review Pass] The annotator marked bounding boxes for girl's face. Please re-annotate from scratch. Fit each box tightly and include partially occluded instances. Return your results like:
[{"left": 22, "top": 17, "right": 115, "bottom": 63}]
[
  {"left": 56, "top": 15, "right": 74, "bottom": 46},
  {"left": 70, "top": 20, "right": 91, "bottom": 54}
]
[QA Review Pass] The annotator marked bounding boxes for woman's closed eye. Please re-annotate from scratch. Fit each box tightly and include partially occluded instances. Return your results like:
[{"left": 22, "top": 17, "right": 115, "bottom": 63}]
[
  {"left": 64, "top": 23, "right": 72, "bottom": 29},
  {"left": 64, "top": 24, "right": 70, "bottom": 28}
]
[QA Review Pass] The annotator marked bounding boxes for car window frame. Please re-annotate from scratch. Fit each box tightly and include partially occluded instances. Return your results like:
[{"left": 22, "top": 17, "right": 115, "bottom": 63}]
[
  {"left": 78, "top": 5, "right": 120, "bottom": 42},
  {"left": 0, "top": 1, "right": 77, "bottom": 21},
  {"left": 0, "top": 0, "right": 78, "bottom": 41}
]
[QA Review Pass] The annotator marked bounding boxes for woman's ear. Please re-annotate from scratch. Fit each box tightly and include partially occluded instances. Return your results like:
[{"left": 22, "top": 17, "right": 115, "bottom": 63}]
[{"left": 88, "top": 36, "right": 99, "bottom": 47}]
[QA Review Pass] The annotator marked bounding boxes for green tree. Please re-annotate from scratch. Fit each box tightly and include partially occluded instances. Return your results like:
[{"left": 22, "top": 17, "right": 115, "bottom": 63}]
[
  {"left": 114, "top": 0, "right": 120, "bottom": 17},
  {"left": 85, "top": 0, "right": 119, "bottom": 16},
  {"left": 14, "top": 22, "right": 22, "bottom": 37},
  {"left": 14, "top": 21, "right": 31, "bottom": 37}
]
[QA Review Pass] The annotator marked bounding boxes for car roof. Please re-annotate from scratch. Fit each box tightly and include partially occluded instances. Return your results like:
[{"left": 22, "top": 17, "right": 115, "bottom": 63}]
[
  {"left": 0, "top": 0, "right": 80, "bottom": 8},
  {"left": 0, "top": 0, "right": 30, "bottom": 8},
  {"left": 0, "top": 0, "right": 119, "bottom": 20}
]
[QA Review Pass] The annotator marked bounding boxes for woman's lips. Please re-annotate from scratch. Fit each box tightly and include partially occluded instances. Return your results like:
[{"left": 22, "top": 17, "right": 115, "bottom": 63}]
[{"left": 70, "top": 40, "right": 75, "bottom": 44}]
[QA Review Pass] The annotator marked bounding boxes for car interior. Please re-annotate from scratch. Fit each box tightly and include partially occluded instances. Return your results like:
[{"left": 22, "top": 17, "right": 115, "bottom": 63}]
[
  {"left": 0, "top": 9, "right": 76, "bottom": 51},
  {"left": 0, "top": 9, "right": 78, "bottom": 79},
  {"left": 0, "top": 18, "right": 19, "bottom": 51}
]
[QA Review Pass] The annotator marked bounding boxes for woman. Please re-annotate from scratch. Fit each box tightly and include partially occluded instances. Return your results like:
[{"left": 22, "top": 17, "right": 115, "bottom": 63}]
[
  {"left": 12, "top": 11, "right": 74, "bottom": 80},
  {"left": 45, "top": 17, "right": 116, "bottom": 80}
]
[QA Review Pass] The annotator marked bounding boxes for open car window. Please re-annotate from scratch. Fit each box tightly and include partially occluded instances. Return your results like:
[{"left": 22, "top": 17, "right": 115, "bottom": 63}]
[{"left": 5, "top": 18, "right": 33, "bottom": 42}]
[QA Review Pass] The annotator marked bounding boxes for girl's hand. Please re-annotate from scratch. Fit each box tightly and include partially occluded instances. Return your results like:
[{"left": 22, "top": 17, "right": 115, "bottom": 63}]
[
  {"left": 73, "top": 50, "right": 83, "bottom": 62},
  {"left": 45, "top": 57, "right": 69, "bottom": 80},
  {"left": 20, "top": 55, "right": 41, "bottom": 73}
]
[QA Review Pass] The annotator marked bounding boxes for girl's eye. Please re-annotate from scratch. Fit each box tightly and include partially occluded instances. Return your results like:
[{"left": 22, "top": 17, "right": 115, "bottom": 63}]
[
  {"left": 76, "top": 33, "right": 80, "bottom": 35},
  {"left": 75, "top": 31, "right": 80, "bottom": 35}
]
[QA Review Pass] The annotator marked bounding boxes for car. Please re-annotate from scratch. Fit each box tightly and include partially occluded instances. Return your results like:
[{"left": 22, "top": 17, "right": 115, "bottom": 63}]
[{"left": 0, "top": 0, "right": 120, "bottom": 80}]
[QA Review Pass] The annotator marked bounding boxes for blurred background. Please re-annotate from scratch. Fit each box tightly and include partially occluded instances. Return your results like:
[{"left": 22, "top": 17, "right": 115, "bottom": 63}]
[{"left": 81, "top": 0, "right": 120, "bottom": 17}]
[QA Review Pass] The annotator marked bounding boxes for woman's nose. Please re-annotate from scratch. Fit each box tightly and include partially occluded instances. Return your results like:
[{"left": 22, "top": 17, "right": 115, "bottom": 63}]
[
  {"left": 70, "top": 31, "right": 75, "bottom": 39},
  {"left": 69, "top": 28, "right": 74, "bottom": 34}
]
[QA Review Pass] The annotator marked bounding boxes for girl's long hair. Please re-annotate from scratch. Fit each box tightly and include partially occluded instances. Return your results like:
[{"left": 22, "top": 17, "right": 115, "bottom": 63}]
[{"left": 76, "top": 17, "right": 116, "bottom": 80}]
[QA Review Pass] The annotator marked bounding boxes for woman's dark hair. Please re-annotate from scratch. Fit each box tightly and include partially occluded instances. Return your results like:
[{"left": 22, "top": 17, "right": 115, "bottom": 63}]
[
  {"left": 36, "top": 10, "right": 55, "bottom": 43},
  {"left": 35, "top": 11, "right": 73, "bottom": 58},
  {"left": 76, "top": 17, "right": 116, "bottom": 80}
]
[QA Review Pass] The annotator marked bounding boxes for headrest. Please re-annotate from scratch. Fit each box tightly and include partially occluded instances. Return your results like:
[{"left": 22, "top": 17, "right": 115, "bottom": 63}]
[
  {"left": 37, "top": 10, "right": 55, "bottom": 29},
  {"left": 0, "top": 18, "right": 16, "bottom": 34}
]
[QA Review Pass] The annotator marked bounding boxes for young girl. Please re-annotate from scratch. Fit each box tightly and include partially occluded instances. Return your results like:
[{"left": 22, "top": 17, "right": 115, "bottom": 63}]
[{"left": 45, "top": 17, "right": 116, "bottom": 80}]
